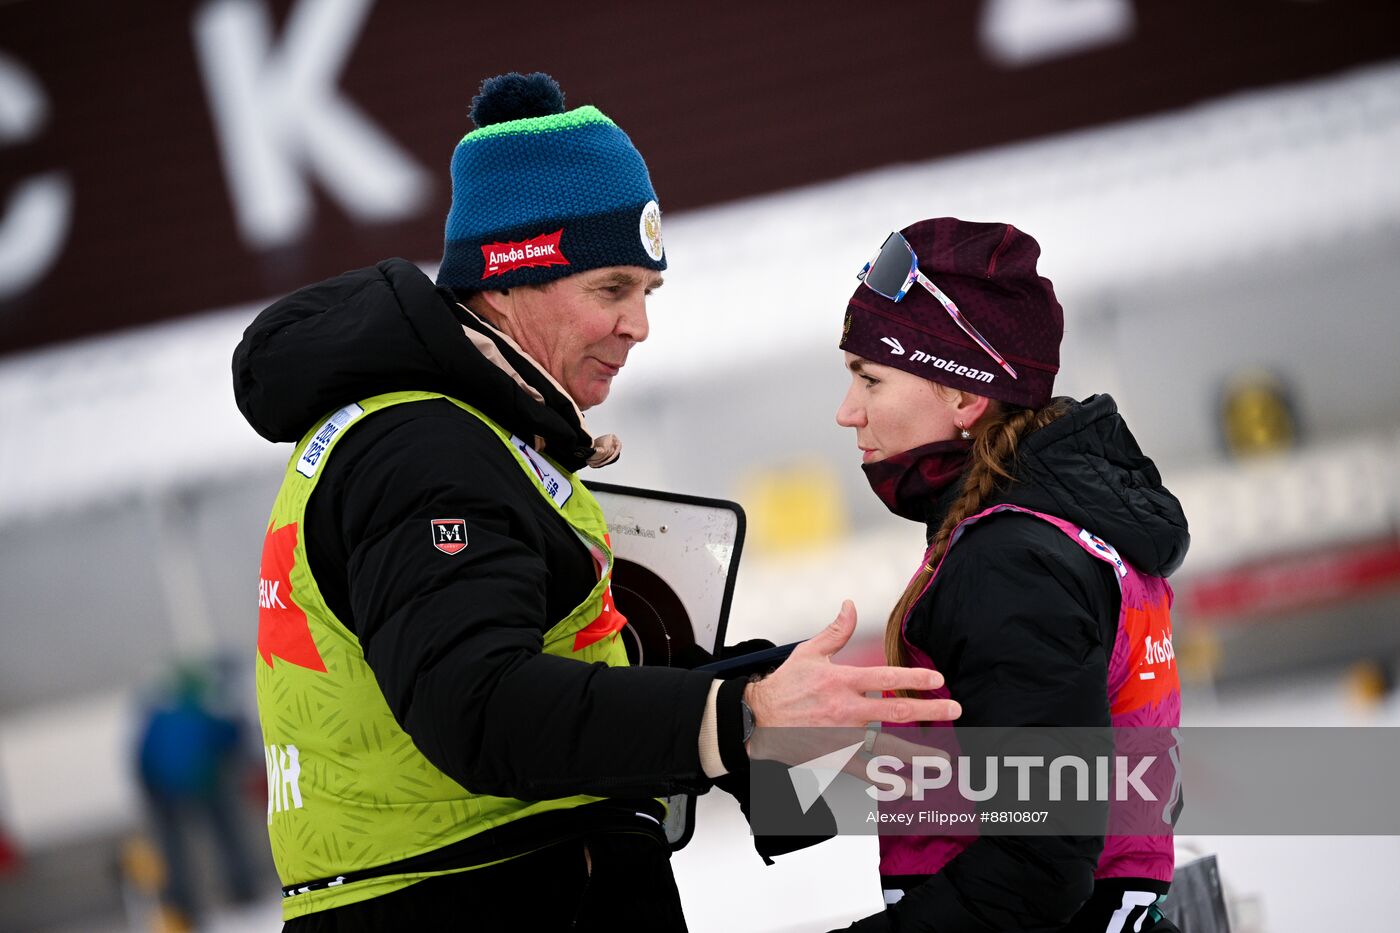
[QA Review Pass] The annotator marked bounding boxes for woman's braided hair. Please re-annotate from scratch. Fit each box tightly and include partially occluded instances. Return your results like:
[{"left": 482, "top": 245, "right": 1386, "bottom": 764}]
[{"left": 883, "top": 396, "right": 1073, "bottom": 679}]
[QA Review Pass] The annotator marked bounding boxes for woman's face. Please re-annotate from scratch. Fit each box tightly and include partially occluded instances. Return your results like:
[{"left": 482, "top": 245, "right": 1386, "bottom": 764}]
[{"left": 835, "top": 352, "right": 986, "bottom": 463}]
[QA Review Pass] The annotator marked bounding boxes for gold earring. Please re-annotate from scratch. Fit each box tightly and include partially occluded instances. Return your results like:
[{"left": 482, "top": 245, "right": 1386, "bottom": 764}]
[{"left": 958, "top": 422, "right": 971, "bottom": 440}]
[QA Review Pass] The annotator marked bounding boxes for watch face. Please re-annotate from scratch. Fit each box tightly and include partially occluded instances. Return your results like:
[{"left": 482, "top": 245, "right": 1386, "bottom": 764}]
[{"left": 741, "top": 700, "right": 756, "bottom": 742}]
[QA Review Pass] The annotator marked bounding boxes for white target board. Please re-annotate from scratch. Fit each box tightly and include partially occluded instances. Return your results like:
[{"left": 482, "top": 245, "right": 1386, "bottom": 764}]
[
  {"left": 585, "top": 481, "right": 746, "bottom": 850},
  {"left": 586, "top": 482, "right": 745, "bottom": 667}
]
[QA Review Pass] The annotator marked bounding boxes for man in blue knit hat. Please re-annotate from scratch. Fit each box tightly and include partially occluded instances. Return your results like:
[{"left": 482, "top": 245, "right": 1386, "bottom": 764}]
[
  {"left": 436, "top": 75, "right": 669, "bottom": 412},
  {"left": 233, "top": 72, "right": 959, "bottom": 930}
]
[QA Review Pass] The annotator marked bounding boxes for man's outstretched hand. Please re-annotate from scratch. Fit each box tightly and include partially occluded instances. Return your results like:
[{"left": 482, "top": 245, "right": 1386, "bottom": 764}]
[{"left": 744, "top": 600, "right": 961, "bottom": 729}]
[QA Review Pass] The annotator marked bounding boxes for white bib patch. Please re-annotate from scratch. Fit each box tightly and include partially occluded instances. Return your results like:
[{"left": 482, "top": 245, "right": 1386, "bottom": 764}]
[
  {"left": 639, "top": 199, "right": 664, "bottom": 262},
  {"left": 1078, "top": 528, "right": 1128, "bottom": 578},
  {"left": 511, "top": 435, "right": 573, "bottom": 508},
  {"left": 296, "top": 403, "right": 365, "bottom": 478}
]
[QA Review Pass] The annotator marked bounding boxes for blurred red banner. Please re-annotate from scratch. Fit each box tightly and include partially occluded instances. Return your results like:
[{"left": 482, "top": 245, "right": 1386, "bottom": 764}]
[{"left": 1182, "top": 538, "right": 1400, "bottom": 625}]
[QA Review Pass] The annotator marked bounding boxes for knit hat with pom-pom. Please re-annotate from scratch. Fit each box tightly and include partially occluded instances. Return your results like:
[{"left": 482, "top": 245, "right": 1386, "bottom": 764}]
[{"left": 437, "top": 72, "right": 666, "bottom": 291}]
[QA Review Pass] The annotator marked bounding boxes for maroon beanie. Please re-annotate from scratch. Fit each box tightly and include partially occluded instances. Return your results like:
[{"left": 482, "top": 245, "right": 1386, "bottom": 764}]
[{"left": 839, "top": 218, "right": 1063, "bottom": 409}]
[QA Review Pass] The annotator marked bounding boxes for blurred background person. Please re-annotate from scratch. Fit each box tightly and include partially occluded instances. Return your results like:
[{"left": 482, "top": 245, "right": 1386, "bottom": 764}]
[{"left": 132, "top": 659, "right": 258, "bottom": 931}]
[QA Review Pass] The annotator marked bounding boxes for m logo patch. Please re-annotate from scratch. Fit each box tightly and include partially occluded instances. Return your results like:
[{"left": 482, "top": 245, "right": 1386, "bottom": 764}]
[{"left": 431, "top": 519, "right": 468, "bottom": 555}]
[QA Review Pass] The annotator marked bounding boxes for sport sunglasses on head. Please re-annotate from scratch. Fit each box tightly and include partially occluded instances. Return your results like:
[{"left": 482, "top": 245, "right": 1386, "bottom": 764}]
[{"left": 857, "top": 231, "right": 1019, "bottom": 380}]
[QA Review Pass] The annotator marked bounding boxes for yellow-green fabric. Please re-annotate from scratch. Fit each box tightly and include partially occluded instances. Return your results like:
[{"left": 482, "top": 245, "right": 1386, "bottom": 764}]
[{"left": 256, "top": 391, "right": 628, "bottom": 919}]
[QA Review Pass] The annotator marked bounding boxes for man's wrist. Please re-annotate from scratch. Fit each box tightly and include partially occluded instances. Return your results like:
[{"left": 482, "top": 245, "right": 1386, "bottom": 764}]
[
  {"left": 741, "top": 676, "right": 765, "bottom": 723},
  {"left": 697, "top": 681, "right": 727, "bottom": 778},
  {"left": 716, "top": 676, "right": 751, "bottom": 774}
]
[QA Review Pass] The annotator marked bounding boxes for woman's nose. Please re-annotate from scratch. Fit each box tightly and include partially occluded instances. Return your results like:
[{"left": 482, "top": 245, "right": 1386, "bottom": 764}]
[{"left": 835, "top": 393, "right": 864, "bottom": 428}]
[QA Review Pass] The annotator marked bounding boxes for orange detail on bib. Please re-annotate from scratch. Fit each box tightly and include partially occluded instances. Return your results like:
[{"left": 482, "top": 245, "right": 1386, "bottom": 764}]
[
  {"left": 1111, "top": 597, "right": 1176, "bottom": 715},
  {"left": 572, "top": 585, "right": 628, "bottom": 652},
  {"left": 257, "top": 523, "right": 327, "bottom": 673}
]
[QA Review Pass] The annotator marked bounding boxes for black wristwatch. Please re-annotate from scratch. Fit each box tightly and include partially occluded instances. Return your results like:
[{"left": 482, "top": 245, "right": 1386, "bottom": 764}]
[{"left": 717, "top": 676, "right": 759, "bottom": 774}]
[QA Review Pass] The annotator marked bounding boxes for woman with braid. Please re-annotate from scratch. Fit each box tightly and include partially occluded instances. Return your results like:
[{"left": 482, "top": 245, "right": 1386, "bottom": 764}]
[{"left": 832, "top": 219, "right": 1189, "bottom": 933}]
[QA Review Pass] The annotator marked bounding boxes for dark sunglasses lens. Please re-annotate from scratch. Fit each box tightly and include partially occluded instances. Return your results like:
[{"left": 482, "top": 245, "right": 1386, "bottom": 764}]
[{"left": 864, "top": 234, "right": 914, "bottom": 299}]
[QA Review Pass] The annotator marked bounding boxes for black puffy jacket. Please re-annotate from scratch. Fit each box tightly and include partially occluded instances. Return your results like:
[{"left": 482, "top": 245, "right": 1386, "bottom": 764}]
[{"left": 859, "top": 395, "right": 1189, "bottom": 933}]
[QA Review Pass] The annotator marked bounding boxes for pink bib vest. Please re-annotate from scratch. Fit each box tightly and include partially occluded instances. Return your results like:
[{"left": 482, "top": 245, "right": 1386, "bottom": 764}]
[{"left": 879, "top": 504, "right": 1180, "bottom": 884}]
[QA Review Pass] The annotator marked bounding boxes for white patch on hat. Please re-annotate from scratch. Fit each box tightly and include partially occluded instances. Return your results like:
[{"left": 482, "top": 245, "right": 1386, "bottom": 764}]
[{"left": 639, "top": 200, "right": 664, "bottom": 262}]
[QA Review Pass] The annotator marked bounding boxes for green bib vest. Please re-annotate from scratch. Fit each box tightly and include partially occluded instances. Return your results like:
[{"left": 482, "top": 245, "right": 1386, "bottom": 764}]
[{"left": 256, "top": 391, "right": 630, "bottom": 919}]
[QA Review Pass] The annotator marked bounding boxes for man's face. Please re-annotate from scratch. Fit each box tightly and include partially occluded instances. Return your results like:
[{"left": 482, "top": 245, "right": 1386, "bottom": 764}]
[{"left": 490, "top": 266, "right": 661, "bottom": 410}]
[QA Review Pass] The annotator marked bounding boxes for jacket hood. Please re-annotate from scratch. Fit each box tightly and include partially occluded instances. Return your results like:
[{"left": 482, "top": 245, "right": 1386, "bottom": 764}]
[
  {"left": 232, "top": 258, "right": 602, "bottom": 470},
  {"left": 992, "top": 394, "right": 1190, "bottom": 577}
]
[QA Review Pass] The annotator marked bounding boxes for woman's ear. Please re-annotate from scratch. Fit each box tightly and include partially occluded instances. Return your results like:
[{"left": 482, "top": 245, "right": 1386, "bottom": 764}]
[{"left": 956, "top": 392, "right": 993, "bottom": 429}]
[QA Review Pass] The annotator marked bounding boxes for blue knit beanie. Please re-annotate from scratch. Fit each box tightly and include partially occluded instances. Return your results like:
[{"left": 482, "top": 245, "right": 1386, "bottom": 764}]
[{"left": 436, "top": 72, "right": 666, "bottom": 291}]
